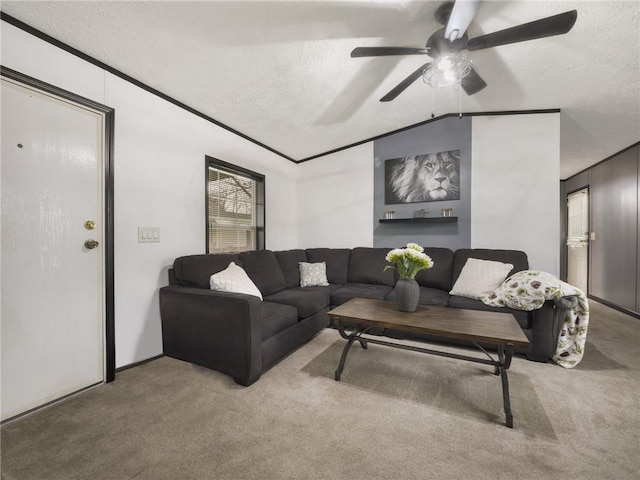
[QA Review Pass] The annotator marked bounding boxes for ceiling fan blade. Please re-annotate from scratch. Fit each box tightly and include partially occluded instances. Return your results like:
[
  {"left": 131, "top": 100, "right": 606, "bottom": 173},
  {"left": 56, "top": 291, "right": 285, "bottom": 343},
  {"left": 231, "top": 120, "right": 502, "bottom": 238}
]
[
  {"left": 380, "top": 63, "right": 430, "bottom": 102},
  {"left": 351, "top": 47, "right": 430, "bottom": 58},
  {"left": 445, "top": 0, "right": 482, "bottom": 42},
  {"left": 466, "top": 10, "right": 577, "bottom": 51},
  {"left": 461, "top": 67, "right": 487, "bottom": 95}
]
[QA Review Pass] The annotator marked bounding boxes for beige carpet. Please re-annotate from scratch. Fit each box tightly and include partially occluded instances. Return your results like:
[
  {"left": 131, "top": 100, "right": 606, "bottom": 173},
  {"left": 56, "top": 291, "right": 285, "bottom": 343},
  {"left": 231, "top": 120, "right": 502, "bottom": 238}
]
[{"left": 2, "top": 300, "right": 638, "bottom": 480}]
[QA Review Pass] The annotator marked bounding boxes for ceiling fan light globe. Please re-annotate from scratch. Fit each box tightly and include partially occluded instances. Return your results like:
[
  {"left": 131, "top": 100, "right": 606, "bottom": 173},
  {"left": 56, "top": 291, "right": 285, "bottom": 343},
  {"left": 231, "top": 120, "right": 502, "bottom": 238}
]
[
  {"left": 437, "top": 57, "right": 453, "bottom": 72},
  {"left": 423, "top": 53, "right": 473, "bottom": 87}
]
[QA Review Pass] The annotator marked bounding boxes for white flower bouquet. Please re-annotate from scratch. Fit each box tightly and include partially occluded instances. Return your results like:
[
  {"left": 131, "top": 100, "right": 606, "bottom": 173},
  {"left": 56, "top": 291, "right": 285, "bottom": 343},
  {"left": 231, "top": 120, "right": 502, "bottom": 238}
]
[{"left": 384, "top": 243, "right": 434, "bottom": 280}]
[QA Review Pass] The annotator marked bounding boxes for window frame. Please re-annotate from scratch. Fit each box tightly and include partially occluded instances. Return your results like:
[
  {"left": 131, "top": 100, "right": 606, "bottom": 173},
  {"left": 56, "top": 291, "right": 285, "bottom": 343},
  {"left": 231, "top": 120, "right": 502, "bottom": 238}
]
[{"left": 205, "top": 156, "right": 265, "bottom": 254}]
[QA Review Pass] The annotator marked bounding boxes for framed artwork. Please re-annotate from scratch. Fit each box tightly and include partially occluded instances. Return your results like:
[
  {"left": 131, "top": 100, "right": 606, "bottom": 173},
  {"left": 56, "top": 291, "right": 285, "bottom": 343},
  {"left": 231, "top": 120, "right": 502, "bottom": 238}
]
[{"left": 384, "top": 150, "right": 460, "bottom": 204}]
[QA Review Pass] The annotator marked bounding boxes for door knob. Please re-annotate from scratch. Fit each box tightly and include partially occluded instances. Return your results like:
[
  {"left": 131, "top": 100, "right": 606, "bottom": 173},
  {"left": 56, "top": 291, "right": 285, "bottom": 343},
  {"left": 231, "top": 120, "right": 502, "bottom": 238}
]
[{"left": 84, "top": 239, "right": 99, "bottom": 249}]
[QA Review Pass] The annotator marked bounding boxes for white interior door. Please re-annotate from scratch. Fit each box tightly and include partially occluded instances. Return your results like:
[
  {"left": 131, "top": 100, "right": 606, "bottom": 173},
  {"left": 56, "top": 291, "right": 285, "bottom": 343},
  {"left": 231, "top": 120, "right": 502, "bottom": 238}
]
[
  {"left": 1, "top": 78, "right": 105, "bottom": 421},
  {"left": 567, "top": 188, "right": 589, "bottom": 293}
]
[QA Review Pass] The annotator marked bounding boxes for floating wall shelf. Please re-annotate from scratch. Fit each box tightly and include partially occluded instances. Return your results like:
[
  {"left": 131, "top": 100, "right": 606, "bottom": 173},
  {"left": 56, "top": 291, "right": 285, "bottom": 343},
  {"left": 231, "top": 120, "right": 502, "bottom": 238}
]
[{"left": 379, "top": 217, "right": 458, "bottom": 224}]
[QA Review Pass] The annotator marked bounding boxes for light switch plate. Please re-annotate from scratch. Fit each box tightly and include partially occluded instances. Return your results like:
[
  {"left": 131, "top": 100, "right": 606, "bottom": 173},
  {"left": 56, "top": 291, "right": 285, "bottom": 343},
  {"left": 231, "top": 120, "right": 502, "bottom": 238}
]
[{"left": 138, "top": 227, "right": 160, "bottom": 243}]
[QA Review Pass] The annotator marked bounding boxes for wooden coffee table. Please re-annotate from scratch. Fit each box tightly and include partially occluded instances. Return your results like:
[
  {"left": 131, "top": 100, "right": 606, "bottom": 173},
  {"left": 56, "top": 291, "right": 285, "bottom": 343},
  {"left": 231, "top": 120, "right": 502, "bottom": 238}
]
[{"left": 327, "top": 298, "right": 530, "bottom": 428}]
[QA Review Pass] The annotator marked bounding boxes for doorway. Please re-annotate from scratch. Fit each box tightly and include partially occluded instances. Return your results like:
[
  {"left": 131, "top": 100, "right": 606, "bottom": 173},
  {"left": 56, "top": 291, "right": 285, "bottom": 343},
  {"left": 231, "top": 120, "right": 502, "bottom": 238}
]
[
  {"left": 566, "top": 188, "right": 589, "bottom": 294},
  {"left": 1, "top": 68, "right": 115, "bottom": 422}
]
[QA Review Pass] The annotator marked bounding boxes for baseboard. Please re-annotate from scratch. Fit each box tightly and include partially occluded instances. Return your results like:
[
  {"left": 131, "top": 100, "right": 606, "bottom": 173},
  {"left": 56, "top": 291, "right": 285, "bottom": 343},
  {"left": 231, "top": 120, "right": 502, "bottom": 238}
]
[
  {"left": 115, "top": 354, "right": 165, "bottom": 373},
  {"left": 588, "top": 295, "right": 640, "bottom": 320},
  {"left": 1, "top": 382, "right": 102, "bottom": 425}
]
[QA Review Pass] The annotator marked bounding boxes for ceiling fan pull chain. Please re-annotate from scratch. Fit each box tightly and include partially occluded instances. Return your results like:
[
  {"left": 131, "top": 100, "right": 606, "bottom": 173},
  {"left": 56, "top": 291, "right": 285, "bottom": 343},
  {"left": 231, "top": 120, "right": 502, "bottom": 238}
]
[
  {"left": 431, "top": 85, "right": 435, "bottom": 119},
  {"left": 459, "top": 81, "right": 463, "bottom": 119}
]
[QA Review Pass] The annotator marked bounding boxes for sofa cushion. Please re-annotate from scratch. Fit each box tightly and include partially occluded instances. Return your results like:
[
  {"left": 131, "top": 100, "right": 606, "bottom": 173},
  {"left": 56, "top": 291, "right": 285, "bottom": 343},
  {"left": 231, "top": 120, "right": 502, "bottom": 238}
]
[
  {"left": 264, "top": 289, "right": 328, "bottom": 319},
  {"left": 452, "top": 249, "right": 528, "bottom": 284},
  {"left": 274, "top": 249, "right": 308, "bottom": 288},
  {"left": 348, "top": 247, "right": 396, "bottom": 286},
  {"left": 385, "top": 286, "right": 450, "bottom": 307},
  {"left": 299, "top": 262, "right": 329, "bottom": 287},
  {"left": 330, "top": 283, "right": 393, "bottom": 306},
  {"left": 415, "top": 247, "right": 455, "bottom": 291},
  {"left": 261, "top": 301, "right": 298, "bottom": 341},
  {"left": 306, "top": 248, "right": 351, "bottom": 284},
  {"left": 239, "top": 250, "right": 287, "bottom": 296},
  {"left": 174, "top": 254, "right": 242, "bottom": 289},
  {"left": 291, "top": 284, "right": 343, "bottom": 304},
  {"left": 209, "top": 262, "right": 263, "bottom": 300},
  {"left": 448, "top": 295, "right": 531, "bottom": 329}
]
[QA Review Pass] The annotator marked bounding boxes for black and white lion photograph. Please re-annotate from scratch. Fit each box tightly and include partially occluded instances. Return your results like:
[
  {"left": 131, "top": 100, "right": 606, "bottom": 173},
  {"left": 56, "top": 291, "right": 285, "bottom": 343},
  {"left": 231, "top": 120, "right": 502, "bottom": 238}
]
[{"left": 384, "top": 150, "right": 461, "bottom": 204}]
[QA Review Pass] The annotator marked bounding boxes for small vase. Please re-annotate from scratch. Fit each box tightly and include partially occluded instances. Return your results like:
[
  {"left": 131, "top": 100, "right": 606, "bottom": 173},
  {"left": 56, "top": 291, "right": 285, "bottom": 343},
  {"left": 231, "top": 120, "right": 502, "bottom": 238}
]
[{"left": 395, "top": 278, "right": 420, "bottom": 312}]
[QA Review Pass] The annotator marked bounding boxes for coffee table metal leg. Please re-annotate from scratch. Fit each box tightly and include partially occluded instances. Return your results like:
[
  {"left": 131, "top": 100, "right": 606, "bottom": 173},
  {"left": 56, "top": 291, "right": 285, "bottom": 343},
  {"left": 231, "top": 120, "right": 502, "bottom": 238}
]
[
  {"left": 498, "top": 343, "right": 515, "bottom": 428},
  {"left": 335, "top": 336, "right": 356, "bottom": 381},
  {"left": 334, "top": 322, "right": 364, "bottom": 381}
]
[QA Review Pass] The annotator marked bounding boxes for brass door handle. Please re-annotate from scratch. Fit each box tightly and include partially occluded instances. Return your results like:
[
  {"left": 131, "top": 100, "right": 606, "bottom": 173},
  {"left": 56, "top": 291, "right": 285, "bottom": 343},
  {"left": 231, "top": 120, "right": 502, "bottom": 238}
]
[{"left": 84, "top": 239, "right": 99, "bottom": 249}]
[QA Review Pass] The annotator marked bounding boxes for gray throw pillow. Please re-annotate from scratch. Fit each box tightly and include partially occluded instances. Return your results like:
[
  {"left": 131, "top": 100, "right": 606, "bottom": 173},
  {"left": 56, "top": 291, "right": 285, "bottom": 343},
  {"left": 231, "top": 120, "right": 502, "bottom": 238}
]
[{"left": 299, "top": 262, "right": 329, "bottom": 287}]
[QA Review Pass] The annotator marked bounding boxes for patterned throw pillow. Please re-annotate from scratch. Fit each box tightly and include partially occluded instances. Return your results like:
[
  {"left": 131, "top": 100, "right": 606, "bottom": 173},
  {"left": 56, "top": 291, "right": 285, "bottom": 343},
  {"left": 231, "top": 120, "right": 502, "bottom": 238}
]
[
  {"left": 299, "top": 262, "right": 329, "bottom": 288},
  {"left": 210, "top": 262, "right": 263, "bottom": 300},
  {"left": 449, "top": 258, "right": 514, "bottom": 300}
]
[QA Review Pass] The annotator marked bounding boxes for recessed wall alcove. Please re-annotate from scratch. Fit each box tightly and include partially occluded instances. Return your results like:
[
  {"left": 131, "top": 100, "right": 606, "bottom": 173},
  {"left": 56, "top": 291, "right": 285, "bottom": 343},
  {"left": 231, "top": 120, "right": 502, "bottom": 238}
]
[
  {"left": 369, "top": 112, "right": 561, "bottom": 277},
  {"left": 373, "top": 116, "right": 471, "bottom": 250}
]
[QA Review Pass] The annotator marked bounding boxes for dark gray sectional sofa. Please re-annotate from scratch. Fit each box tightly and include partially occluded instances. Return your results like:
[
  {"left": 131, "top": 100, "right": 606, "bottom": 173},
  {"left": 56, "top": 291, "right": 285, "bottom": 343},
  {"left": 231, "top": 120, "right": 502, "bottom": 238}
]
[{"left": 160, "top": 247, "right": 561, "bottom": 386}]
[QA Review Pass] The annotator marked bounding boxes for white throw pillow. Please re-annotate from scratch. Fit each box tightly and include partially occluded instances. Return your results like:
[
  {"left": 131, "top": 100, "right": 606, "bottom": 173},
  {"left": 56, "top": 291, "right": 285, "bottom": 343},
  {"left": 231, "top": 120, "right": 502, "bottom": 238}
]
[
  {"left": 449, "top": 258, "right": 514, "bottom": 300},
  {"left": 299, "top": 262, "right": 329, "bottom": 288},
  {"left": 210, "top": 262, "right": 263, "bottom": 300}
]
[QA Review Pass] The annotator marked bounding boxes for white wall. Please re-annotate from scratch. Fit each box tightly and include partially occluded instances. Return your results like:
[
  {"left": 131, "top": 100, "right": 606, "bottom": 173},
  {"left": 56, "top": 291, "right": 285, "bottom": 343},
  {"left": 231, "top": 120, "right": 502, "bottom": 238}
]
[
  {"left": 2, "top": 20, "right": 562, "bottom": 369},
  {"left": 296, "top": 114, "right": 561, "bottom": 273},
  {"left": 471, "top": 114, "right": 560, "bottom": 275},
  {"left": 296, "top": 144, "right": 374, "bottom": 248},
  {"left": 1, "top": 21, "right": 299, "bottom": 367},
  {"left": 205, "top": 126, "right": 299, "bottom": 251}
]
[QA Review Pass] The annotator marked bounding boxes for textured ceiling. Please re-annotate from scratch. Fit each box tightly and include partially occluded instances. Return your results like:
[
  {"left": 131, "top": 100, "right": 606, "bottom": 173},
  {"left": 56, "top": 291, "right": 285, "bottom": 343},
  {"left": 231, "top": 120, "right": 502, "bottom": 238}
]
[{"left": 2, "top": 1, "right": 639, "bottom": 178}]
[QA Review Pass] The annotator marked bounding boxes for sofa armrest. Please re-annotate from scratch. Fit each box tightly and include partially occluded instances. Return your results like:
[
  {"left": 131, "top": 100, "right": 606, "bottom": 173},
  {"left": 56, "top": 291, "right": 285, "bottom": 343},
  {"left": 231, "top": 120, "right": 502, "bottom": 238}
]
[
  {"left": 527, "top": 300, "right": 563, "bottom": 362},
  {"left": 159, "top": 286, "right": 263, "bottom": 386}
]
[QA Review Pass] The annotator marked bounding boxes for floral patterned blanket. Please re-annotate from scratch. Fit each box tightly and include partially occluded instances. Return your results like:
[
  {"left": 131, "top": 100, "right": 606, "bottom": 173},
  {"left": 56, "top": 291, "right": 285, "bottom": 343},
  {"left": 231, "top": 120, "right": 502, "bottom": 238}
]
[{"left": 481, "top": 270, "right": 589, "bottom": 368}]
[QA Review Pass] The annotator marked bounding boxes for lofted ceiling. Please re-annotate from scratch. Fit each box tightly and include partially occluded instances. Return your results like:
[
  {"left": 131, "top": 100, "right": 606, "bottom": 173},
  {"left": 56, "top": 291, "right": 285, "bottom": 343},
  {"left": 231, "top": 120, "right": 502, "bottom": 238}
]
[{"left": 1, "top": 1, "right": 639, "bottom": 179}]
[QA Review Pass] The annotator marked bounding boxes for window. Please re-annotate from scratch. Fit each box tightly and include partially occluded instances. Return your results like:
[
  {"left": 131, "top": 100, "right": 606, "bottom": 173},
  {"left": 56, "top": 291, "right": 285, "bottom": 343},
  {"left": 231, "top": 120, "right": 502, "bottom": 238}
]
[
  {"left": 567, "top": 188, "right": 588, "bottom": 247},
  {"left": 206, "top": 157, "right": 265, "bottom": 253}
]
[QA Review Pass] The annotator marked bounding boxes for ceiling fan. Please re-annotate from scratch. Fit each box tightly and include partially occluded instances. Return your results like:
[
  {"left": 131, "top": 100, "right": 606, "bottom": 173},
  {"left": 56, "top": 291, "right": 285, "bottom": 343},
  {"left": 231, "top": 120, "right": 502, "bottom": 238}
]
[{"left": 351, "top": 0, "right": 578, "bottom": 101}]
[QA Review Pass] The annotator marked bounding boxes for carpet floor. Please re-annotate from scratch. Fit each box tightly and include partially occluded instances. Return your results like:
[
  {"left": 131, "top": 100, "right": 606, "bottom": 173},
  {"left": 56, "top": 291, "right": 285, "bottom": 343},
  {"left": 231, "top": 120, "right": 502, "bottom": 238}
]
[{"left": 1, "top": 300, "right": 638, "bottom": 480}]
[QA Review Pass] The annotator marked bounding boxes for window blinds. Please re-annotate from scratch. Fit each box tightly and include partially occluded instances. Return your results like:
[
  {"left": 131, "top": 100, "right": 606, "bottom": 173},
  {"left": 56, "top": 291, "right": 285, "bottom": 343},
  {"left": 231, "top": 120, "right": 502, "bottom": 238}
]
[{"left": 207, "top": 166, "right": 257, "bottom": 253}]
